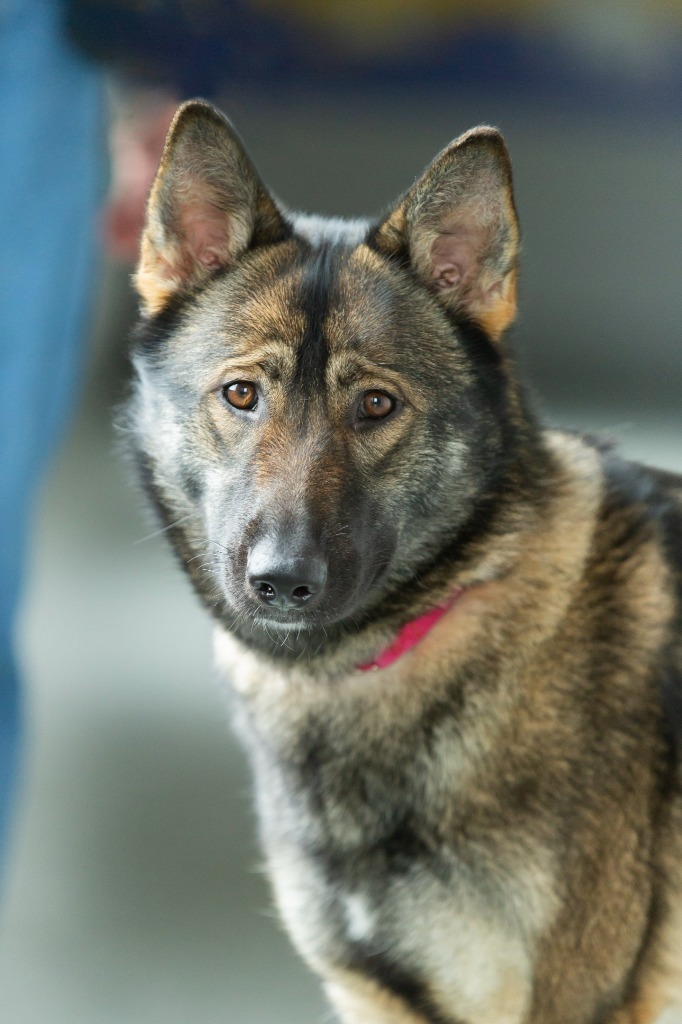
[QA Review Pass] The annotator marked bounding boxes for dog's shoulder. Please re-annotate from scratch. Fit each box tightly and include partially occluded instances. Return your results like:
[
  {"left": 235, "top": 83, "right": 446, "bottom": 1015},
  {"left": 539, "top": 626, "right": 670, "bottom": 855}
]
[
  {"left": 585, "top": 436, "right": 682, "bottom": 770},
  {"left": 565, "top": 430, "right": 682, "bottom": 569}
]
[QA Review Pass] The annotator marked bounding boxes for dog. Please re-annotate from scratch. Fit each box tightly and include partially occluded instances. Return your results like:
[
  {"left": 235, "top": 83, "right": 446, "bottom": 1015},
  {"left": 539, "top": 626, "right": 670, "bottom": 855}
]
[{"left": 126, "top": 99, "right": 682, "bottom": 1024}]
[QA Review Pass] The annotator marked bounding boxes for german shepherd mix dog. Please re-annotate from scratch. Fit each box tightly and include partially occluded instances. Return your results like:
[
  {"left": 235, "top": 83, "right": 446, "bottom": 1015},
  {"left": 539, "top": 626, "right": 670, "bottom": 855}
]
[{"left": 128, "top": 100, "right": 682, "bottom": 1024}]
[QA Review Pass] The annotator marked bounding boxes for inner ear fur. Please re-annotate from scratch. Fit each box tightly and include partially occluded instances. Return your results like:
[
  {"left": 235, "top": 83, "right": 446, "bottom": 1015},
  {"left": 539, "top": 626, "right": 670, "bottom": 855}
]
[
  {"left": 373, "top": 127, "right": 520, "bottom": 341},
  {"left": 135, "top": 99, "right": 287, "bottom": 315}
]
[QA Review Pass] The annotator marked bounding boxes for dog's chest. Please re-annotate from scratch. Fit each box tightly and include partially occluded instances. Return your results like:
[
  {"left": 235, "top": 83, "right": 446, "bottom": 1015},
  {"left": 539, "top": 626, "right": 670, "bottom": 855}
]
[
  {"left": 243, "top": 710, "right": 542, "bottom": 1024},
  {"left": 219, "top": 634, "right": 550, "bottom": 1023},
  {"left": 265, "top": 822, "right": 535, "bottom": 1024}
]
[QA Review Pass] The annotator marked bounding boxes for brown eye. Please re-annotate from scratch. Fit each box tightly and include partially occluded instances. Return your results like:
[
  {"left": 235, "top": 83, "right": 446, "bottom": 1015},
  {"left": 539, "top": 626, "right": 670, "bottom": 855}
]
[
  {"left": 223, "top": 381, "right": 258, "bottom": 411},
  {"left": 360, "top": 390, "right": 396, "bottom": 421}
]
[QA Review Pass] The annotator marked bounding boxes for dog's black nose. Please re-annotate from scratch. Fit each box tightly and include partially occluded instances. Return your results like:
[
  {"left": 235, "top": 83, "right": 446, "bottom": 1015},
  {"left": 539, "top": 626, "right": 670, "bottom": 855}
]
[
  {"left": 247, "top": 539, "right": 327, "bottom": 612},
  {"left": 250, "top": 577, "right": 316, "bottom": 610}
]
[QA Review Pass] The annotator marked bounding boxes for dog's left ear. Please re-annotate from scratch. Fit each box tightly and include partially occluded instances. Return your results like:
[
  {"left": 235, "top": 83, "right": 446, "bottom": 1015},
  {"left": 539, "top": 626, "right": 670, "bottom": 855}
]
[
  {"left": 135, "top": 100, "right": 287, "bottom": 315},
  {"left": 372, "top": 127, "right": 519, "bottom": 341}
]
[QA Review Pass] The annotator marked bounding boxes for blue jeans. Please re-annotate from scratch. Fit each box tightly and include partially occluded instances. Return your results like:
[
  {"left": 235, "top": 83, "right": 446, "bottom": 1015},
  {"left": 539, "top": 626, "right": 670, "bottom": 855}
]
[{"left": 0, "top": 0, "right": 103, "bottom": 863}]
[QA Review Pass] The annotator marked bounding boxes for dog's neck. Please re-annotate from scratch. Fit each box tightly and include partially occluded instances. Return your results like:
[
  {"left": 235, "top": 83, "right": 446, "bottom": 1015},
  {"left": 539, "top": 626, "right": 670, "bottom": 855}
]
[{"left": 356, "top": 587, "right": 465, "bottom": 672}]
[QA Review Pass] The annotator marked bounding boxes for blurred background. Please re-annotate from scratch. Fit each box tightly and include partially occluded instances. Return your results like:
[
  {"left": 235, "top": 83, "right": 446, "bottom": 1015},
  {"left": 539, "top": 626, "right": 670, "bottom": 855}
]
[{"left": 1, "top": 2, "right": 681, "bottom": 1021}]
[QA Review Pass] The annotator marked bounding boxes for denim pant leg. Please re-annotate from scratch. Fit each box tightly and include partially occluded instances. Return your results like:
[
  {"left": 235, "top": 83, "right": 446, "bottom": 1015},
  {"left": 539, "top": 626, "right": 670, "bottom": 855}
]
[{"left": 0, "top": 0, "right": 104, "bottom": 862}]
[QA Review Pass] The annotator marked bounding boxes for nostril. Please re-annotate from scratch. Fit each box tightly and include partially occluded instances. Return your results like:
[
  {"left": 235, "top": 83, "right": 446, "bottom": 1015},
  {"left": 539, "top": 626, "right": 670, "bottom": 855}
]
[
  {"left": 253, "top": 580, "right": 277, "bottom": 603},
  {"left": 251, "top": 579, "right": 315, "bottom": 607}
]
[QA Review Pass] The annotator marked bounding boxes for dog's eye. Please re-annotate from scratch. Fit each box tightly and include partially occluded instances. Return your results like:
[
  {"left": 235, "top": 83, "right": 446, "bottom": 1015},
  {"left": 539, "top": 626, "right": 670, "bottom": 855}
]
[
  {"left": 223, "top": 381, "right": 258, "bottom": 411},
  {"left": 359, "top": 391, "right": 396, "bottom": 421}
]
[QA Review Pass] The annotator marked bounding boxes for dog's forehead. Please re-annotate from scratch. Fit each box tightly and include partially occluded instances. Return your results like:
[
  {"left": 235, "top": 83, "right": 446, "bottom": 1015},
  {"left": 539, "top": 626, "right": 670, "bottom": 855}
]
[
  {"left": 225, "top": 241, "right": 412, "bottom": 360},
  {"left": 331, "top": 245, "right": 409, "bottom": 341},
  {"left": 153, "top": 236, "right": 458, "bottom": 396}
]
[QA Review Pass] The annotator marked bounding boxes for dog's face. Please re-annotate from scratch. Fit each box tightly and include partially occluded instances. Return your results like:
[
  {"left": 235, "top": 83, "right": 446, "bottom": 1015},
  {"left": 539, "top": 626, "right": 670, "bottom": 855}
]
[{"left": 130, "top": 102, "right": 521, "bottom": 644}]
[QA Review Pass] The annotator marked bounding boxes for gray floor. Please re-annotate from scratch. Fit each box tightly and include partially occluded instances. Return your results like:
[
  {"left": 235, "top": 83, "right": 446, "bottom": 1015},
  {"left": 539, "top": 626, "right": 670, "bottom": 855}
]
[{"left": 1, "top": 282, "right": 681, "bottom": 1021}]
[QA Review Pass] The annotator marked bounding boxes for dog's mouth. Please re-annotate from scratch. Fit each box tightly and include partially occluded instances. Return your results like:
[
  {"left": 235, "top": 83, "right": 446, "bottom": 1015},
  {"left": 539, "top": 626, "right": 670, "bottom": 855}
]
[
  {"left": 252, "top": 611, "right": 316, "bottom": 632},
  {"left": 224, "top": 592, "right": 346, "bottom": 644}
]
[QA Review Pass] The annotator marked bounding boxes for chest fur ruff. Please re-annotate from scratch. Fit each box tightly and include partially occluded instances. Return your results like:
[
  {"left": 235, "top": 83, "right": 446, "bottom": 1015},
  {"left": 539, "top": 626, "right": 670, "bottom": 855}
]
[{"left": 214, "top": 624, "right": 560, "bottom": 1024}]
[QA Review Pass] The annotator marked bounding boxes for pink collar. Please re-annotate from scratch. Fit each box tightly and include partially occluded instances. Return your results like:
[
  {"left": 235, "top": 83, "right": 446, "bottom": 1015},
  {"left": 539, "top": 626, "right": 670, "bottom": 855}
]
[{"left": 357, "top": 587, "right": 464, "bottom": 672}]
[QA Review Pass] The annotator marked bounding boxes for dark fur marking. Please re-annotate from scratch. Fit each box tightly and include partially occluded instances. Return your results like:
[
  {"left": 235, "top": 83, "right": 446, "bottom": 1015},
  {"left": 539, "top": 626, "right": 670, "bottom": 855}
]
[
  {"left": 131, "top": 293, "right": 193, "bottom": 357},
  {"left": 286, "top": 718, "right": 451, "bottom": 884},
  {"left": 594, "top": 886, "right": 671, "bottom": 1024},
  {"left": 335, "top": 822, "right": 442, "bottom": 884},
  {"left": 292, "top": 244, "right": 340, "bottom": 400},
  {"left": 256, "top": 213, "right": 295, "bottom": 249},
  {"left": 659, "top": 663, "right": 682, "bottom": 773},
  {"left": 379, "top": 821, "right": 442, "bottom": 876},
  {"left": 179, "top": 466, "right": 203, "bottom": 502},
  {"left": 364, "top": 222, "right": 411, "bottom": 273},
  {"left": 309, "top": 832, "right": 441, "bottom": 899},
  {"left": 418, "top": 693, "right": 466, "bottom": 748},
  {"left": 659, "top": 468, "right": 682, "bottom": 770},
  {"left": 347, "top": 946, "right": 460, "bottom": 1024},
  {"left": 291, "top": 721, "right": 328, "bottom": 818},
  {"left": 445, "top": 313, "right": 506, "bottom": 418}
]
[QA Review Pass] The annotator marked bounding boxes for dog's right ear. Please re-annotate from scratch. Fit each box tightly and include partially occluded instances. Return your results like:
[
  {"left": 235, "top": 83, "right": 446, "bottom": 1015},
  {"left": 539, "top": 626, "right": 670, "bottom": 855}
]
[{"left": 135, "top": 100, "right": 287, "bottom": 315}]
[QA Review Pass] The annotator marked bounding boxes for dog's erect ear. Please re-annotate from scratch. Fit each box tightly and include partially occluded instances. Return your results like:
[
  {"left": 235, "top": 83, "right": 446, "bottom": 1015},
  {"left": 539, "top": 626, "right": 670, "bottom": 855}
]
[
  {"left": 372, "top": 127, "right": 519, "bottom": 341},
  {"left": 135, "top": 100, "right": 287, "bottom": 314}
]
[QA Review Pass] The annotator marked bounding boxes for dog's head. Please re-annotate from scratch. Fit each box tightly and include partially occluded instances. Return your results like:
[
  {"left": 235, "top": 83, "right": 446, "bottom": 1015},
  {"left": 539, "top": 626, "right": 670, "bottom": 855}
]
[{"left": 129, "top": 101, "right": 526, "bottom": 650}]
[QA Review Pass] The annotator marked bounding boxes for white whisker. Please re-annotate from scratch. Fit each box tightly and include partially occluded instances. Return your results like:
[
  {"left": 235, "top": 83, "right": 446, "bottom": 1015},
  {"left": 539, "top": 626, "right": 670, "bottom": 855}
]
[{"left": 133, "top": 513, "right": 194, "bottom": 545}]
